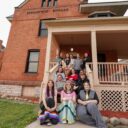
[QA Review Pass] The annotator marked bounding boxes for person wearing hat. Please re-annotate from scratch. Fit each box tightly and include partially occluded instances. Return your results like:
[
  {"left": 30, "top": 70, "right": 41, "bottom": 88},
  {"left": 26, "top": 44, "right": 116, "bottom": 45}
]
[
  {"left": 76, "top": 81, "right": 107, "bottom": 128},
  {"left": 57, "top": 80, "right": 76, "bottom": 124}
]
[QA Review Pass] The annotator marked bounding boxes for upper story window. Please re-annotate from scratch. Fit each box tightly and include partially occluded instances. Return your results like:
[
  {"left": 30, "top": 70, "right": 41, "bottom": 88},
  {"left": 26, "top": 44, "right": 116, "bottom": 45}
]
[
  {"left": 48, "top": 0, "right": 52, "bottom": 7},
  {"left": 39, "top": 21, "right": 48, "bottom": 37},
  {"left": 42, "top": 0, "right": 46, "bottom": 7},
  {"left": 53, "top": 0, "right": 58, "bottom": 7},
  {"left": 25, "top": 50, "right": 40, "bottom": 73}
]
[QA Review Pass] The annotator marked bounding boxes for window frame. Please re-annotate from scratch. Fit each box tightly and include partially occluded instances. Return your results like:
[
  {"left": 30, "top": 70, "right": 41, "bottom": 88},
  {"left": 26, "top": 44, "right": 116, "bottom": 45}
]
[
  {"left": 38, "top": 21, "right": 48, "bottom": 37},
  {"left": 47, "top": 0, "right": 52, "bottom": 7},
  {"left": 53, "top": 0, "right": 58, "bottom": 7},
  {"left": 25, "top": 49, "right": 40, "bottom": 73},
  {"left": 42, "top": 0, "right": 46, "bottom": 7}
]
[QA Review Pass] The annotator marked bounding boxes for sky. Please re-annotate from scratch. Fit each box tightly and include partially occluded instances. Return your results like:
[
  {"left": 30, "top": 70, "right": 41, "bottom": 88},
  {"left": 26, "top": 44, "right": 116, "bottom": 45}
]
[{"left": 0, "top": 0, "right": 128, "bottom": 47}]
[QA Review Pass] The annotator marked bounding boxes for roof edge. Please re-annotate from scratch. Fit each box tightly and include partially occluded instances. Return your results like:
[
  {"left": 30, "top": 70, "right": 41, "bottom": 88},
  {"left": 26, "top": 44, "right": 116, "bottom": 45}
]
[
  {"left": 6, "top": 15, "right": 13, "bottom": 22},
  {"left": 16, "top": 0, "right": 29, "bottom": 8},
  {"left": 44, "top": 16, "right": 128, "bottom": 25}
]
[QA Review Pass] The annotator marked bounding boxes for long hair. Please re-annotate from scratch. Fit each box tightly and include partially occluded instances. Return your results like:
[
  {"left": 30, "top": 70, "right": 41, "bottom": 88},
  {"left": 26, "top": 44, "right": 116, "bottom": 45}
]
[
  {"left": 46, "top": 80, "right": 55, "bottom": 97},
  {"left": 64, "top": 80, "right": 74, "bottom": 93},
  {"left": 56, "top": 67, "right": 64, "bottom": 74}
]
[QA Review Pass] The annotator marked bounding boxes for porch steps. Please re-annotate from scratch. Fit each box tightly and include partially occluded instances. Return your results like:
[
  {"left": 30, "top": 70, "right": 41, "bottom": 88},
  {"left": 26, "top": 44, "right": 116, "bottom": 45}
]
[{"left": 26, "top": 120, "right": 95, "bottom": 128}]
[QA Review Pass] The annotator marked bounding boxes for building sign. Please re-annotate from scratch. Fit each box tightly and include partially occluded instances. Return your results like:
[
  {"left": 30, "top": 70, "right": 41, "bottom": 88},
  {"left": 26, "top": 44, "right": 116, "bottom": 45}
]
[
  {"left": 27, "top": 7, "right": 69, "bottom": 15},
  {"left": 53, "top": 8, "right": 69, "bottom": 12},
  {"left": 27, "top": 10, "right": 48, "bottom": 14}
]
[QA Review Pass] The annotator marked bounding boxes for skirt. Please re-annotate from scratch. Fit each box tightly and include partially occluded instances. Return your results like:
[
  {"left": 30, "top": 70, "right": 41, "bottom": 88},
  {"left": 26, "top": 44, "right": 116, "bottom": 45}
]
[{"left": 58, "top": 100, "right": 76, "bottom": 124}]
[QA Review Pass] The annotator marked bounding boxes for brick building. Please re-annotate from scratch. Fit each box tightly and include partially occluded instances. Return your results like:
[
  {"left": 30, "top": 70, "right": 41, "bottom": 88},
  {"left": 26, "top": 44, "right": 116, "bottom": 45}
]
[
  {"left": 0, "top": 40, "right": 5, "bottom": 70},
  {"left": 0, "top": 0, "right": 128, "bottom": 114}
]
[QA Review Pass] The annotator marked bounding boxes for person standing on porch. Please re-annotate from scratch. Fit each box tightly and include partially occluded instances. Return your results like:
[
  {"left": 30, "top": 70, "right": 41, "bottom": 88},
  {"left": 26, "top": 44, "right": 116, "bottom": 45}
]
[
  {"left": 64, "top": 53, "right": 71, "bottom": 67},
  {"left": 76, "top": 82, "right": 107, "bottom": 128},
  {"left": 81, "top": 52, "right": 91, "bottom": 70},
  {"left": 55, "top": 53, "right": 64, "bottom": 66},
  {"left": 69, "top": 54, "right": 75, "bottom": 69},
  {"left": 73, "top": 53, "right": 83, "bottom": 75}
]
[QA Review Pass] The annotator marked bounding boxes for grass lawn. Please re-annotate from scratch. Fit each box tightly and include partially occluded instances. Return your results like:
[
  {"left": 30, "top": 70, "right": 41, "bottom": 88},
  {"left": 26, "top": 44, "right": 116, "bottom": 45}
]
[{"left": 0, "top": 99, "right": 38, "bottom": 128}]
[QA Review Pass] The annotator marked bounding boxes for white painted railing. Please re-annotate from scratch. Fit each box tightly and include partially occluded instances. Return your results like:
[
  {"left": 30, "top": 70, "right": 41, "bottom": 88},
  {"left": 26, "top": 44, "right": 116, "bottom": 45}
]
[
  {"left": 87, "top": 62, "right": 128, "bottom": 85},
  {"left": 98, "top": 62, "right": 128, "bottom": 84},
  {"left": 49, "top": 62, "right": 57, "bottom": 70},
  {"left": 40, "top": 62, "right": 58, "bottom": 101},
  {"left": 49, "top": 62, "right": 58, "bottom": 80}
]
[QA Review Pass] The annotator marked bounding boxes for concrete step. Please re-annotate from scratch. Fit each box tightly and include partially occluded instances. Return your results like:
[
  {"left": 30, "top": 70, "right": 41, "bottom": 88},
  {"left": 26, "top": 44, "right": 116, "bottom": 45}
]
[{"left": 26, "top": 120, "right": 96, "bottom": 128}]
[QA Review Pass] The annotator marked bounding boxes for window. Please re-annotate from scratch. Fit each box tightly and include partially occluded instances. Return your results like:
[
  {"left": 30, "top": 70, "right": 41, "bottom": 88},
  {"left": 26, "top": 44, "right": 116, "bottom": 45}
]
[
  {"left": 88, "top": 11, "right": 116, "bottom": 18},
  {"left": 39, "top": 21, "right": 48, "bottom": 37},
  {"left": 53, "top": 0, "right": 58, "bottom": 7},
  {"left": 47, "top": 0, "right": 52, "bottom": 7},
  {"left": 42, "top": 0, "right": 46, "bottom": 7},
  {"left": 25, "top": 50, "right": 40, "bottom": 73}
]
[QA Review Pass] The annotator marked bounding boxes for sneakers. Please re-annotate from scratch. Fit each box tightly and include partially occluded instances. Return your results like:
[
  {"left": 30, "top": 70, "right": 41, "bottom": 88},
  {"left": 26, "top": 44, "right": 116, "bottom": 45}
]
[
  {"left": 47, "top": 122, "right": 52, "bottom": 126},
  {"left": 62, "top": 120, "right": 67, "bottom": 124}
]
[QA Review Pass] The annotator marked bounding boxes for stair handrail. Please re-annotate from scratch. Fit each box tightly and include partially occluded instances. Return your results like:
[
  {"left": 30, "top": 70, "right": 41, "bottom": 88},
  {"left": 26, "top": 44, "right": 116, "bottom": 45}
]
[{"left": 39, "top": 62, "right": 58, "bottom": 102}]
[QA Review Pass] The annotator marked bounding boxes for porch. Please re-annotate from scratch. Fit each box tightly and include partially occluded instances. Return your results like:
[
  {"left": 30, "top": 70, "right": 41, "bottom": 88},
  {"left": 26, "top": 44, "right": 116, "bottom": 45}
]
[{"left": 41, "top": 17, "right": 128, "bottom": 112}]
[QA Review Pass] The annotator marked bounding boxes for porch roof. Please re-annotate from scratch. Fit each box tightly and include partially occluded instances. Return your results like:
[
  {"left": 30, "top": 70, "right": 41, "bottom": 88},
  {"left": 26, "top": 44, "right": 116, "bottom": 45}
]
[
  {"left": 80, "top": 1, "right": 128, "bottom": 16},
  {"left": 45, "top": 17, "right": 128, "bottom": 59},
  {"left": 44, "top": 16, "right": 128, "bottom": 26}
]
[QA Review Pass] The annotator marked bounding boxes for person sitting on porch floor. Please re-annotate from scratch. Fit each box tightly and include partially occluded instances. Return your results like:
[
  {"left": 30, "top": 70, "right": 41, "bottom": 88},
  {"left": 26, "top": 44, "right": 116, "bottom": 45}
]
[
  {"left": 76, "top": 81, "right": 107, "bottom": 128},
  {"left": 38, "top": 80, "right": 59, "bottom": 126},
  {"left": 58, "top": 80, "right": 76, "bottom": 124}
]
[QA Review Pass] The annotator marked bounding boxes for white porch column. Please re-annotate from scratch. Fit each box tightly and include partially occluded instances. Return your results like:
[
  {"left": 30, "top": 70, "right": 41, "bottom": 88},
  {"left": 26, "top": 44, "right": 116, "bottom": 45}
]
[
  {"left": 91, "top": 30, "right": 99, "bottom": 86},
  {"left": 40, "top": 31, "right": 52, "bottom": 101},
  {"left": 43, "top": 31, "right": 52, "bottom": 82}
]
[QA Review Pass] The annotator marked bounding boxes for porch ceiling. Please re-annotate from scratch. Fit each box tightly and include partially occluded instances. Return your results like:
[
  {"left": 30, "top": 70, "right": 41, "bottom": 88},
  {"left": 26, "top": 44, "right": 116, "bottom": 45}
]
[
  {"left": 54, "top": 32, "right": 91, "bottom": 46},
  {"left": 54, "top": 31, "right": 128, "bottom": 59},
  {"left": 97, "top": 31, "right": 128, "bottom": 59}
]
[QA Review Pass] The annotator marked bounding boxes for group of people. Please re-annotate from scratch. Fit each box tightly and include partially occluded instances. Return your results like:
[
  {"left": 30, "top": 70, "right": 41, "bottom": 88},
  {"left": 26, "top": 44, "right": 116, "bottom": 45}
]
[{"left": 38, "top": 52, "right": 107, "bottom": 128}]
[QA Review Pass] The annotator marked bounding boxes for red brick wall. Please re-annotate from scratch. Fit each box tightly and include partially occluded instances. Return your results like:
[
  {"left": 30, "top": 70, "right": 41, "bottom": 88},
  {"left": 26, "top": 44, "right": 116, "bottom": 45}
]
[
  {"left": 0, "top": 40, "right": 4, "bottom": 71},
  {"left": 0, "top": 0, "right": 117, "bottom": 85},
  {"left": 0, "top": 0, "right": 88, "bottom": 85},
  {"left": 105, "top": 50, "right": 118, "bottom": 62},
  {"left": 60, "top": 45, "right": 91, "bottom": 58},
  {"left": 0, "top": 20, "right": 46, "bottom": 82}
]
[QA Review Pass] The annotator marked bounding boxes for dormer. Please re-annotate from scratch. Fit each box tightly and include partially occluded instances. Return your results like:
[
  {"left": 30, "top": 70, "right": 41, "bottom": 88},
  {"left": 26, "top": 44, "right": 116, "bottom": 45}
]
[
  {"left": 80, "top": 1, "right": 128, "bottom": 16},
  {"left": 88, "top": 11, "right": 116, "bottom": 18}
]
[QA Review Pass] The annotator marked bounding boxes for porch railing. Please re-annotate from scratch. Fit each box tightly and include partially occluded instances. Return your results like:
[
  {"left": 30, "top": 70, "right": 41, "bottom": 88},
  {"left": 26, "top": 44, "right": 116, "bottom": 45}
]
[
  {"left": 40, "top": 61, "right": 58, "bottom": 101},
  {"left": 49, "top": 61, "right": 58, "bottom": 70},
  {"left": 87, "top": 62, "right": 128, "bottom": 85},
  {"left": 49, "top": 62, "right": 58, "bottom": 80}
]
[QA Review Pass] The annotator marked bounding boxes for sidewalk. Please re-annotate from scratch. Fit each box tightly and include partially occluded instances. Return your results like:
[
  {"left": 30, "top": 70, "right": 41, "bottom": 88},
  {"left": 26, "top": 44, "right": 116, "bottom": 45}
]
[{"left": 26, "top": 120, "right": 95, "bottom": 128}]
